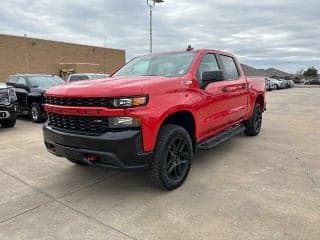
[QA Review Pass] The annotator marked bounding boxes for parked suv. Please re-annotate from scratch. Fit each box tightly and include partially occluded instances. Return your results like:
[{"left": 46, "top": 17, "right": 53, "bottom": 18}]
[
  {"left": 67, "top": 73, "right": 109, "bottom": 82},
  {"left": 270, "top": 78, "right": 285, "bottom": 89},
  {"left": 43, "top": 49, "right": 266, "bottom": 190},
  {"left": 305, "top": 79, "right": 320, "bottom": 85},
  {"left": 7, "top": 74, "right": 64, "bottom": 122},
  {"left": 0, "top": 83, "right": 18, "bottom": 128},
  {"left": 265, "top": 78, "right": 275, "bottom": 91}
]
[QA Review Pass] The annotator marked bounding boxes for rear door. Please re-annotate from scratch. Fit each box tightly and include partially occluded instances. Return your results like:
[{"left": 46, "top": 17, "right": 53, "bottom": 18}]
[{"left": 217, "top": 54, "right": 248, "bottom": 124}]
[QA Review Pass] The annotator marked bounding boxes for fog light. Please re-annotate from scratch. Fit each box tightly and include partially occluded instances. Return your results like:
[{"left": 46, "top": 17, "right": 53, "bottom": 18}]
[{"left": 109, "top": 117, "right": 141, "bottom": 128}]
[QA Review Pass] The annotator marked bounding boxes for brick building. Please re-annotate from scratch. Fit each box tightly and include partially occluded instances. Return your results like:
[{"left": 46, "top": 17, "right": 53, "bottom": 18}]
[{"left": 0, "top": 34, "right": 126, "bottom": 81}]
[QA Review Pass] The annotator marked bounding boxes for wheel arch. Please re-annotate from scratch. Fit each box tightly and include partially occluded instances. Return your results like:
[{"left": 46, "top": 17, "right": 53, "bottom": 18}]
[
  {"left": 161, "top": 110, "right": 197, "bottom": 149},
  {"left": 255, "top": 94, "right": 264, "bottom": 109},
  {"left": 245, "top": 93, "right": 265, "bottom": 121}
]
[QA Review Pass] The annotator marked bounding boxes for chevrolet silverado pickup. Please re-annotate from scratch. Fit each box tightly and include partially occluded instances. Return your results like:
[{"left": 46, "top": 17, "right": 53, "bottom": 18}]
[{"left": 43, "top": 48, "right": 266, "bottom": 190}]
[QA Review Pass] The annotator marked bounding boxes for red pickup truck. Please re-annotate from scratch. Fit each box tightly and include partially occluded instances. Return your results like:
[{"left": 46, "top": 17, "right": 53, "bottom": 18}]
[{"left": 43, "top": 48, "right": 266, "bottom": 190}]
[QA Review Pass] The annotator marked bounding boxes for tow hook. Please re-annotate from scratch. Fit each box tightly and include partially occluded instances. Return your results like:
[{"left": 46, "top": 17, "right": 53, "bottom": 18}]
[{"left": 82, "top": 154, "right": 99, "bottom": 165}]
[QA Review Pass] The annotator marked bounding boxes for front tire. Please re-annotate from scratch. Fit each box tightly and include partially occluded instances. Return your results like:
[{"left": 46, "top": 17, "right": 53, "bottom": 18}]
[
  {"left": 1, "top": 118, "right": 16, "bottom": 128},
  {"left": 245, "top": 104, "right": 263, "bottom": 136},
  {"left": 146, "top": 124, "right": 193, "bottom": 190},
  {"left": 31, "top": 103, "right": 45, "bottom": 123}
]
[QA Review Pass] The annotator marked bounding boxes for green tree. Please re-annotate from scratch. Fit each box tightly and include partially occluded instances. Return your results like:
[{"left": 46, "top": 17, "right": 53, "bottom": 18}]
[{"left": 303, "top": 67, "right": 318, "bottom": 78}]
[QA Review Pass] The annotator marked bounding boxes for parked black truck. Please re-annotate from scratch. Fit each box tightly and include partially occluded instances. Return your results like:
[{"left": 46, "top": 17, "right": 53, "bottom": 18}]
[
  {"left": 0, "top": 83, "right": 18, "bottom": 128},
  {"left": 6, "top": 74, "right": 64, "bottom": 123}
]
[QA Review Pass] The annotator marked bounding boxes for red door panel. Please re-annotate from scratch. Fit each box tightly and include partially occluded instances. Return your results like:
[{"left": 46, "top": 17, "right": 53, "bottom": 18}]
[{"left": 222, "top": 78, "right": 248, "bottom": 124}]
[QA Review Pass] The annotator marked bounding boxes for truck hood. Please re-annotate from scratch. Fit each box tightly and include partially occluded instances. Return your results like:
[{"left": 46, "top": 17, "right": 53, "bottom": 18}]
[
  {"left": 0, "top": 83, "right": 9, "bottom": 89},
  {"left": 45, "top": 76, "right": 182, "bottom": 97}
]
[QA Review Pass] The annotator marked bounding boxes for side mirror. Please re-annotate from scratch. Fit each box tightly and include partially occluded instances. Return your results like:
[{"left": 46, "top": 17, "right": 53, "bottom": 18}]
[{"left": 202, "top": 71, "right": 224, "bottom": 88}]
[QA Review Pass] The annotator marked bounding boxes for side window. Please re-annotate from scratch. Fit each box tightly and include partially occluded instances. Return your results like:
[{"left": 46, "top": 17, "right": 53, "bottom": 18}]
[
  {"left": 197, "top": 54, "right": 220, "bottom": 84},
  {"left": 17, "top": 77, "right": 27, "bottom": 85},
  {"left": 219, "top": 55, "right": 239, "bottom": 80}
]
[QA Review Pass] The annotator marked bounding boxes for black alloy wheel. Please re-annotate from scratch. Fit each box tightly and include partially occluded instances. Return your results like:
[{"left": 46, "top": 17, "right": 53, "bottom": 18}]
[
  {"left": 245, "top": 103, "right": 263, "bottom": 136},
  {"left": 31, "top": 103, "right": 44, "bottom": 123},
  {"left": 147, "top": 124, "right": 193, "bottom": 190},
  {"left": 165, "top": 136, "right": 190, "bottom": 182},
  {"left": 254, "top": 107, "right": 262, "bottom": 133}
]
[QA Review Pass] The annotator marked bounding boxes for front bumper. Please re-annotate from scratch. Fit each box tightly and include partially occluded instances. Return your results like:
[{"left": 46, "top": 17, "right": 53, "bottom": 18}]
[
  {"left": 0, "top": 103, "right": 17, "bottom": 119},
  {"left": 43, "top": 123, "right": 153, "bottom": 169}
]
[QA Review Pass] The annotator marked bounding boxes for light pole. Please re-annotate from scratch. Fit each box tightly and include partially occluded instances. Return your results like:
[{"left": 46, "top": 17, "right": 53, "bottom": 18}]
[{"left": 147, "top": 0, "right": 164, "bottom": 54}]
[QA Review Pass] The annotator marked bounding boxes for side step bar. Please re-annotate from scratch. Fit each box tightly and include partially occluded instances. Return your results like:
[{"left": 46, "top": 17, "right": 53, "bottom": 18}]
[{"left": 197, "top": 124, "right": 246, "bottom": 150}]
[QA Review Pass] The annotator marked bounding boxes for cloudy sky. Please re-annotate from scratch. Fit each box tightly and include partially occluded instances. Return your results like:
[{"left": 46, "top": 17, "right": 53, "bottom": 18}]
[{"left": 0, "top": 0, "right": 319, "bottom": 73}]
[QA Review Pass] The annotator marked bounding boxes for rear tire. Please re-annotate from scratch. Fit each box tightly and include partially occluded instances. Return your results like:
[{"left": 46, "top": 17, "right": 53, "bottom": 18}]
[
  {"left": 1, "top": 118, "right": 16, "bottom": 128},
  {"left": 146, "top": 124, "right": 193, "bottom": 190},
  {"left": 245, "top": 104, "right": 262, "bottom": 136},
  {"left": 31, "top": 103, "right": 45, "bottom": 123}
]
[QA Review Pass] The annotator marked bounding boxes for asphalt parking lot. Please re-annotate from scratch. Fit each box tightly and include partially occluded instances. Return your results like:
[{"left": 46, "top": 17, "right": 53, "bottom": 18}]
[{"left": 0, "top": 87, "right": 319, "bottom": 240}]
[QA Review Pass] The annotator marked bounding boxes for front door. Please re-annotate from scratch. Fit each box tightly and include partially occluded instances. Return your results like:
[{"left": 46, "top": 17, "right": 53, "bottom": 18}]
[{"left": 196, "top": 53, "right": 232, "bottom": 139}]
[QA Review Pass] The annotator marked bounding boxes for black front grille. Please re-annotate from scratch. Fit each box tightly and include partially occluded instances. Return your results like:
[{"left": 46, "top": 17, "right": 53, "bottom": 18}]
[
  {"left": 46, "top": 96, "right": 110, "bottom": 107},
  {"left": 47, "top": 113, "right": 109, "bottom": 135}
]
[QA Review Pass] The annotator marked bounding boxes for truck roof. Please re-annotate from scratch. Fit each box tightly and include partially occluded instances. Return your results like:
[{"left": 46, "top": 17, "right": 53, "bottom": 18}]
[{"left": 146, "top": 48, "right": 236, "bottom": 58}]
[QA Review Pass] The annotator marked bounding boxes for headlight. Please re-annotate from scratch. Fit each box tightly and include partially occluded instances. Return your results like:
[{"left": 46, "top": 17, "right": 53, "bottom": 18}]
[
  {"left": 0, "top": 88, "right": 16, "bottom": 105},
  {"left": 109, "top": 117, "right": 141, "bottom": 128},
  {"left": 110, "top": 96, "right": 148, "bottom": 108}
]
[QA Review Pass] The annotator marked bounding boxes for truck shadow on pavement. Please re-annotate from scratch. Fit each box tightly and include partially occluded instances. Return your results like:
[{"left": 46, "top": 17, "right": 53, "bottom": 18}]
[{"left": 54, "top": 135, "right": 242, "bottom": 197}]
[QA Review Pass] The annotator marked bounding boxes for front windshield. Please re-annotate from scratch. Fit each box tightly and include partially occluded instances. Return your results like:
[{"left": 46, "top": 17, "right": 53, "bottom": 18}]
[
  {"left": 113, "top": 52, "right": 196, "bottom": 78},
  {"left": 27, "top": 76, "right": 64, "bottom": 88}
]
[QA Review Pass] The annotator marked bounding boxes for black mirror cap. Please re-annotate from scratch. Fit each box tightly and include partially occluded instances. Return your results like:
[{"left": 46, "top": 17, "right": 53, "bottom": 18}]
[{"left": 202, "top": 70, "right": 225, "bottom": 83}]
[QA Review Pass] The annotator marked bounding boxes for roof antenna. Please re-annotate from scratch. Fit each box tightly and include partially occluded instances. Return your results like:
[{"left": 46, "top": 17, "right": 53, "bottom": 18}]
[{"left": 186, "top": 44, "right": 194, "bottom": 51}]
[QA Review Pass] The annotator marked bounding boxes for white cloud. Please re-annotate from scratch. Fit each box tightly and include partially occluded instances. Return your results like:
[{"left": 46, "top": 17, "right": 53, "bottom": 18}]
[{"left": 0, "top": 0, "right": 319, "bottom": 73}]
